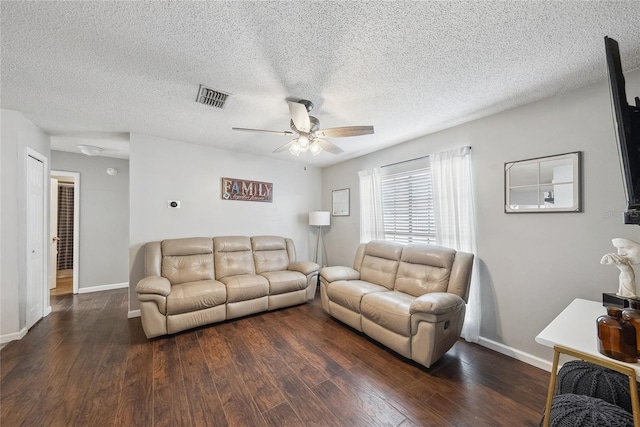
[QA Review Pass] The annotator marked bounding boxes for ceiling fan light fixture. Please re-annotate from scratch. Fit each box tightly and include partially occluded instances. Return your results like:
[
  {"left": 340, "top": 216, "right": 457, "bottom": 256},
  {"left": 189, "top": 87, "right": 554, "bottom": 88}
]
[
  {"left": 289, "top": 142, "right": 302, "bottom": 156},
  {"left": 309, "top": 141, "right": 322, "bottom": 156},
  {"left": 298, "top": 135, "right": 309, "bottom": 150}
]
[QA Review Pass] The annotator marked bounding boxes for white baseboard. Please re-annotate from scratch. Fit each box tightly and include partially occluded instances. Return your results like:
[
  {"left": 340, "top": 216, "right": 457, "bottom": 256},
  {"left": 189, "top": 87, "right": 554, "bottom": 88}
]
[
  {"left": 127, "top": 309, "right": 141, "bottom": 319},
  {"left": 2, "top": 307, "right": 52, "bottom": 344},
  {"left": 477, "top": 336, "right": 553, "bottom": 372},
  {"left": 1, "top": 327, "right": 27, "bottom": 344},
  {"left": 78, "top": 282, "right": 129, "bottom": 294}
]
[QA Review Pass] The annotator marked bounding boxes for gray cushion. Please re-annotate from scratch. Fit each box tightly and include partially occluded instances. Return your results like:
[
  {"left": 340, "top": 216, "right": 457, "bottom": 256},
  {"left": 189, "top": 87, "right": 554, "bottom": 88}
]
[
  {"left": 543, "top": 394, "right": 633, "bottom": 427},
  {"left": 557, "top": 360, "right": 638, "bottom": 414}
]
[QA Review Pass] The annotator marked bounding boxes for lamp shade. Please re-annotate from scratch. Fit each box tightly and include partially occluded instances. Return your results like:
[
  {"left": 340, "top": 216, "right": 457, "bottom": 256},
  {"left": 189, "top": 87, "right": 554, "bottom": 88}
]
[{"left": 309, "top": 211, "right": 330, "bottom": 226}]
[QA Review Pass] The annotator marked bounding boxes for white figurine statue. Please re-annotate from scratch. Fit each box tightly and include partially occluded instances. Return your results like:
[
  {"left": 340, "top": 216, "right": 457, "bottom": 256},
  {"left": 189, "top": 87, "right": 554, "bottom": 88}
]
[{"left": 601, "top": 238, "right": 640, "bottom": 297}]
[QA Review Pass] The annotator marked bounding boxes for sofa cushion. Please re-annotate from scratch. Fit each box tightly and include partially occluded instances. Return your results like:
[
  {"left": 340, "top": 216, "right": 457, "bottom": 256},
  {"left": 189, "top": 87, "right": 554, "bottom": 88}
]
[
  {"left": 214, "top": 236, "right": 256, "bottom": 279},
  {"left": 361, "top": 291, "right": 416, "bottom": 337},
  {"left": 220, "top": 274, "right": 269, "bottom": 303},
  {"left": 252, "top": 236, "right": 290, "bottom": 273},
  {"left": 160, "top": 237, "right": 215, "bottom": 285},
  {"left": 358, "top": 241, "right": 403, "bottom": 290},
  {"left": 162, "top": 237, "right": 213, "bottom": 257},
  {"left": 166, "top": 279, "right": 226, "bottom": 315},
  {"left": 261, "top": 270, "right": 306, "bottom": 295},
  {"left": 394, "top": 244, "right": 455, "bottom": 297},
  {"left": 326, "top": 280, "right": 389, "bottom": 313},
  {"left": 162, "top": 254, "right": 214, "bottom": 285}
]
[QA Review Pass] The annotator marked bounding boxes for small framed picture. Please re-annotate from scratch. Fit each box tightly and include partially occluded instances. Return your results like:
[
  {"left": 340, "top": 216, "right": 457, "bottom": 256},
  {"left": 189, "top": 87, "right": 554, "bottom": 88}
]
[{"left": 332, "top": 188, "right": 350, "bottom": 216}]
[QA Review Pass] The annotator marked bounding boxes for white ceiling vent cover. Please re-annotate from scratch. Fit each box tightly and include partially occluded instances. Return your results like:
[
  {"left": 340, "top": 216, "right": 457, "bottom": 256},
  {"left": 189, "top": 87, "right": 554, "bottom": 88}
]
[{"left": 196, "top": 85, "right": 230, "bottom": 109}]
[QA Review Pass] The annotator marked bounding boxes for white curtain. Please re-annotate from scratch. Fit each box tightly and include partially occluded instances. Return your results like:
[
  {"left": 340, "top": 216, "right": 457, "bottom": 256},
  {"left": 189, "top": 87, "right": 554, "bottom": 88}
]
[
  {"left": 358, "top": 168, "right": 385, "bottom": 243},
  {"left": 431, "top": 146, "right": 480, "bottom": 343}
]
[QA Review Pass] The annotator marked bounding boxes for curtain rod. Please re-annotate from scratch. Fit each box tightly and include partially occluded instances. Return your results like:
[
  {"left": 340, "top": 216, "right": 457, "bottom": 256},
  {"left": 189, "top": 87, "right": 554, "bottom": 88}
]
[
  {"left": 381, "top": 154, "right": 430, "bottom": 169},
  {"left": 381, "top": 146, "right": 472, "bottom": 168}
]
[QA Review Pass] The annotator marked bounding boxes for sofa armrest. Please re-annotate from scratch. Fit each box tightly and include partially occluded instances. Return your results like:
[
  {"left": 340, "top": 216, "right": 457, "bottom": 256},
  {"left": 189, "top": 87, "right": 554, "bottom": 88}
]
[
  {"left": 410, "top": 292, "right": 465, "bottom": 315},
  {"left": 288, "top": 261, "right": 319, "bottom": 275},
  {"left": 319, "top": 266, "right": 360, "bottom": 283},
  {"left": 136, "top": 276, "right": 171, "bottom": 296}
]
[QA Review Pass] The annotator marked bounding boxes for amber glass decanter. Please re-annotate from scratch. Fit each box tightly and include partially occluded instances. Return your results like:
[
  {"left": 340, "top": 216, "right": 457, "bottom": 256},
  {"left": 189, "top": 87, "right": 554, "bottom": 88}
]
[
  {"left": 597, "top": 306, "right": 637, "bottom": 363},
  {"left": 622, "top": 298, "right": 640, "bottom": 357}
]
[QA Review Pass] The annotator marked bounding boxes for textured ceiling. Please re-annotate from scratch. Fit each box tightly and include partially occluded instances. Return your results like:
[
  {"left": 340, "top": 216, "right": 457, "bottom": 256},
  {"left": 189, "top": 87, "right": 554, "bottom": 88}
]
[{"left": 2, "top": 1, "right": 639, "bottom": 166}]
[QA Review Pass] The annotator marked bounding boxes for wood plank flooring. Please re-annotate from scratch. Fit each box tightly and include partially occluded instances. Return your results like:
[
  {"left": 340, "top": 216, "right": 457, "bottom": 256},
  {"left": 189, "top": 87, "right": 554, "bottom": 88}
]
[
  {"left": 1, "top": 288, "right": 549, "bottom": 426},
  {"left": 50, "top": 275, "right": 73, "bottom": 296}
]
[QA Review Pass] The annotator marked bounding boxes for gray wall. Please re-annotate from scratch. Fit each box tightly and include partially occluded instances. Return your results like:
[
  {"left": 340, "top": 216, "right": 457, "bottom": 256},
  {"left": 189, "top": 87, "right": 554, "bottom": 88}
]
[
  {"left": 1, "top": 109, "right": 51, "bottom": 337},
  {"left": 129, "top": 133, "right": 322, "bottom": 313},
  {"left": 321, "top": 69, "right": 640, "bottom": 365},
  {"left": 51, "top": 151, "right": 130, "bottom": 290}
]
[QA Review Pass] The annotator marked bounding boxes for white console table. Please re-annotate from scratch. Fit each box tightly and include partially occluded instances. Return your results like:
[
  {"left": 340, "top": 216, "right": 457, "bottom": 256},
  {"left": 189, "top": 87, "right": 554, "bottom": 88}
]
[{"left": 536, "top": 298, "right": 640, "bottom": 427}]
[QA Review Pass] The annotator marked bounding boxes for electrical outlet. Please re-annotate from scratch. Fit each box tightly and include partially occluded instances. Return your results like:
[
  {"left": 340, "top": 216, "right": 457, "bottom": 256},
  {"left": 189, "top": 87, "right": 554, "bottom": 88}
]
[{"left": 168, "top": 200, "right": 181, "bottom": 208}]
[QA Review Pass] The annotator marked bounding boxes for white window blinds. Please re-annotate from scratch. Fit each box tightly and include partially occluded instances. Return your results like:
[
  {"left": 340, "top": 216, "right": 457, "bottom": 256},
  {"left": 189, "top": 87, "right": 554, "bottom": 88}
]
[{"left": 381, "top": 167, "right": 436, "bottom": 244}]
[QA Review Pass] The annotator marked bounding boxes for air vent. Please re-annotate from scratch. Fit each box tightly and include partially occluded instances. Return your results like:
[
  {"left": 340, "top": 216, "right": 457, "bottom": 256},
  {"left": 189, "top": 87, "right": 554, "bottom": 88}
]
[{"left": 196, "top": 85, "right": 230, "bottom": 109}]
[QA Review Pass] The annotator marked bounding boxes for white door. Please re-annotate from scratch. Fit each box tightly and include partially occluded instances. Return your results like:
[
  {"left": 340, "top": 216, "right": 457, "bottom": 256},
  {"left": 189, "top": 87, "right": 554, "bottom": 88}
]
[
  {"left": 49, "top": 178, "right": 59, "bottom": 289},
  {"left": 27, "top": 155, "right": 45, "bottom": 329}
]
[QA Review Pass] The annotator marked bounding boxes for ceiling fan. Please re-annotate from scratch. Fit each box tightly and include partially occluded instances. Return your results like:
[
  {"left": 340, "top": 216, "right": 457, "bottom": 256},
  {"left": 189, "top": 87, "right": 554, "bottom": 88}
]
[{"left": 232, "top": 100, "right": 374, "bottom": 156}]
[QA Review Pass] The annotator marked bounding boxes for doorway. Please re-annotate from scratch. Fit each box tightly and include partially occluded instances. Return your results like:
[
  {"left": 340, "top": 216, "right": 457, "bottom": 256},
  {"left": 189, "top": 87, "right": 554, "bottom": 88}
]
[{"left": 49, "top": 171, "right": 80, "bottom": 295}]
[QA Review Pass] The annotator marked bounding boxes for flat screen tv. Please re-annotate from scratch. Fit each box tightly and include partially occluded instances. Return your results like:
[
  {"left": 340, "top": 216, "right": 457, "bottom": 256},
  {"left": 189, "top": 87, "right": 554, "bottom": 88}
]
[{"left": 605, "top": 36, "right": 640, "bottom": 224}]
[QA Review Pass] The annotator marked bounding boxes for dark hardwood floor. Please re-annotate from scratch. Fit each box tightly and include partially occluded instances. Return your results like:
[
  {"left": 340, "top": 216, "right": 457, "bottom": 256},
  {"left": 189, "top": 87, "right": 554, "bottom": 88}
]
[{"left": 1, "top": 288, "right": 549, "bottom": 426}]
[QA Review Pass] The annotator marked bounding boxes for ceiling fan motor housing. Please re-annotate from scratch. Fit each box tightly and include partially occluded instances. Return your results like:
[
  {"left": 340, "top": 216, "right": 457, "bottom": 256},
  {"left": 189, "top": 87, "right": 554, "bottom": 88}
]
[{"left": 298, "top": 99, "right": 314, "bottom": 112}]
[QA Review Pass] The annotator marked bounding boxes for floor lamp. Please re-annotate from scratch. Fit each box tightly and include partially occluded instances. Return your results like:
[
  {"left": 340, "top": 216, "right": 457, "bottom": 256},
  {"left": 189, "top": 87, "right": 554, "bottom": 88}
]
[{"left": 309, "top": 211, "right": 330, "bottom": 266}]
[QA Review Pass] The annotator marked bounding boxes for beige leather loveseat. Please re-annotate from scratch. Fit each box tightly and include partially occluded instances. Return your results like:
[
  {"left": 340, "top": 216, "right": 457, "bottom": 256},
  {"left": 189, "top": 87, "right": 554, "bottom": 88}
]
[
  {"left": 320, "top": 240, "right": 473, "bottom": 368},
  {"left": 136, "top": 235, "right": 318, "bottom": 338}
]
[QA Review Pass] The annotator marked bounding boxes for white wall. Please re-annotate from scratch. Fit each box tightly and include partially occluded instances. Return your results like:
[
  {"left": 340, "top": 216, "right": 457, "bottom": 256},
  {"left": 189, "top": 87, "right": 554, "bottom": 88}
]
[
  {"left": 1, "top": 109, "right": 51, "bottom": 340},
  {"left": 321, "top": 69, "right": 640, "bottom": 366},
  {"left": 129, "top": 133, "right": 322, "bottom": 312},
  {"left": 51, "top": 151, "right": 130, "bottom": 290}
]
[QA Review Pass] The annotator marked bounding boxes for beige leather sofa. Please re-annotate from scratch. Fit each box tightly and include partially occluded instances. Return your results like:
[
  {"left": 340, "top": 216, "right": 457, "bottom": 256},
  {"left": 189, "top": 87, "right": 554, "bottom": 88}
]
[
  {"left": 136, "top": 235, "right": 318, "bottom": 338},
  {"left": 319, "top": 240, "right": 474, "bottom": 368}
]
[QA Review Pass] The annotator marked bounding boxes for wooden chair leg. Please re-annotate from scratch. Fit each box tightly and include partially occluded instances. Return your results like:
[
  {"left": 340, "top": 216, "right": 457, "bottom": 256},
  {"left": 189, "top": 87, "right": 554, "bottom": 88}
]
[{"left": 542, "top": 349, "right": 560, "bottom": 427}]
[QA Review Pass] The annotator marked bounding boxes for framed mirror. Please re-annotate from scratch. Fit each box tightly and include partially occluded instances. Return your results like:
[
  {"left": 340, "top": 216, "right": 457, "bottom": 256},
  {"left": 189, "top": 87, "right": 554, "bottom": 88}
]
[
  {"left": 505, "top": 152, "right": 582, "bottom": 213},
  {"left": 332, "top": 188, "right": 350, "bottom": 216}
]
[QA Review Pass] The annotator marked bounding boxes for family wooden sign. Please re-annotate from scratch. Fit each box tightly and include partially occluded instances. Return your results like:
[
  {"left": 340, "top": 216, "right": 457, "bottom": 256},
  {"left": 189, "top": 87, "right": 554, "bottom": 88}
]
[{"left": 221, "top": 177, "right": 273, "bottom": 203}]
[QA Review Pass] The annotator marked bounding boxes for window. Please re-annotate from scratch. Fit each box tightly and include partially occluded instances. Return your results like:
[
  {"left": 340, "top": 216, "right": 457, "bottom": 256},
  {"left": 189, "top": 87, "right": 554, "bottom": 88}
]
[{"left": 381, "top": 167, "right": 436, "bottom": 244}]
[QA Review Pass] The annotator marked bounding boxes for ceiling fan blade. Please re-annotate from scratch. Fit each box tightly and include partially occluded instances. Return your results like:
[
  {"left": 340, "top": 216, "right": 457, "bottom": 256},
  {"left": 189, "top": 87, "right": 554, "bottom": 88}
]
[
  {"left": 273, "top": 139, "right": 297, "bottom": 153},
  {"left": 288, "top": 101, "right": 311, "bottom": 133},
  {"left": 232, "top": 127, "right": 294, "bottom": 136},
  {"left": 316, "top": 126, "right": 374, "bottom": 138},
  {"left": 315, "top": 138, "right": 344, "bottom": 155}
]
